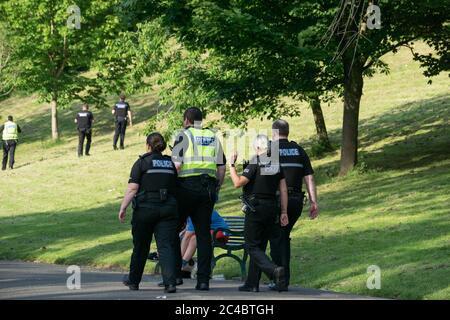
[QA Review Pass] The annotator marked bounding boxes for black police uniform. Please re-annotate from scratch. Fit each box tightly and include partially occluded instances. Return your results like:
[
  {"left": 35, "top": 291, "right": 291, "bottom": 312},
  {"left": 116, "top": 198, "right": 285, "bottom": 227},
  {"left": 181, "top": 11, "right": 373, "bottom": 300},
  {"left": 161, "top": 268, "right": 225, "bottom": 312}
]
[
  {"left": 0, "top": 123, "right": 21, "bottom": 170},
  {"left": 127, "top": 152, "right": 179, "bottom": 287},
  {"left": 171, "top": 129, "right": 226, "bottom": 286},
  {"left": 113, "top": 101, "right": 130, "bottom": 149},
  {"left": 75, "top": 110, "right": 94, "bottom": 156},
  {"left": 269, "top": 139, "right": 314, "bottom": 286},
  {"left": 241, "top": 155, "right": 284, "bottom": 289}
]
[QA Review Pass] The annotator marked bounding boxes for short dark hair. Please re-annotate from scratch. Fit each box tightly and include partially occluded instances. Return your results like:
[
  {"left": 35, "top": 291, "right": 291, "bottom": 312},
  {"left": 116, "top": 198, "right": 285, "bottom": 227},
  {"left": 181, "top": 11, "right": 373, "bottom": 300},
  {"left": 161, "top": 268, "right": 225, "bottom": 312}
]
[
  {"left": 7, "top": 115, "right": 13, "bottom": 121},
  {"left": 82, "top": 103, "right": 89, "bottom": 110},
  {"left": 119, "top": 93, "right": 126, "bottom": 100},
  {"left": 146, "top": 132, "right": 167, "bottom": 153},
  {"left": 272, "top": 119, "right": 289, "bottom": 136},
  {"left": 183, "top": 107, "right": 203, "bottom": 124}
]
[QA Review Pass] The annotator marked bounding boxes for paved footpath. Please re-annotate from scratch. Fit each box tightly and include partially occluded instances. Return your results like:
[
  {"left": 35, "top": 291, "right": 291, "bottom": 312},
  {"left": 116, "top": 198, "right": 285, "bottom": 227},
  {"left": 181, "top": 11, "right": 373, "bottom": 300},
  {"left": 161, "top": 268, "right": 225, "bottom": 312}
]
[{"left": 0, "top": 261, "right": 375, "bottom": 300}]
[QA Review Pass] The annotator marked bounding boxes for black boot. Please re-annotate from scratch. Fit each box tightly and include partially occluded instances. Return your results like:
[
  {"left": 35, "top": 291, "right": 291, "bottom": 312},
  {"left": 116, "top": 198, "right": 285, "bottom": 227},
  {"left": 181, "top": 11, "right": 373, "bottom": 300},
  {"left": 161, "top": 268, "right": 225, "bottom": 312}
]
[
  {"left": 122, "top": 275, "right": 139, "bottom": 291},
  {"left": 273, "top": 267, "right": 287, "bottom": 292},
  {"left": 158, "top": 278, "right": 183, "bottom": 287},
  {"left": 195, "top": 282, "right": 209, "bottom": 291},
  {"left": 164, "top": 285, "right": 177, "bottom": 293},
  {"left": 238, "top": 285, "right": 259, "bottom": 292}
]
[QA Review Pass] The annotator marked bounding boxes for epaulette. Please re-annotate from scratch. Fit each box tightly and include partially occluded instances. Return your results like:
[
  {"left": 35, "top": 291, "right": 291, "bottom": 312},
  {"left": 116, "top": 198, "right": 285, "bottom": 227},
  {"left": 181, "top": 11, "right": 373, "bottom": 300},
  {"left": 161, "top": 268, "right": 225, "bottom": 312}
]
[{"left": 139, "top": 152, "right": 152, "bottom": 159}]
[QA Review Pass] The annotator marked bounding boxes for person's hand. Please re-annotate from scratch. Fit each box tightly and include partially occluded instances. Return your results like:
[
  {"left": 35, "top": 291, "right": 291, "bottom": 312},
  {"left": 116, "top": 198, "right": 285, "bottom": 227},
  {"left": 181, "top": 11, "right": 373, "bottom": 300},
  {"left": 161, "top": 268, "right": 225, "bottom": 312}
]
[
  {"left": 119, "top": 208, "right": 127, "bottom": 223},
  {"left": 309, "top": 202, "right": 319, "bottom": 220},
  {"left": 280, "top": 213, "right": 289, "bottom": 227},
  {"left": 230, "top": 151, "right": 238, "bottom": 166}
]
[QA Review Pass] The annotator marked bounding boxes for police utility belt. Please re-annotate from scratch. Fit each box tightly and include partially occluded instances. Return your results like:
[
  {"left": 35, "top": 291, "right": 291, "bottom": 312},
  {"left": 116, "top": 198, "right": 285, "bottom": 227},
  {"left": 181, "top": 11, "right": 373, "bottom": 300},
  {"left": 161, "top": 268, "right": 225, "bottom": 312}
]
[
  {"left": 276, "top": 188, "right": 306, "bottom": 205},
  {"left": 132, "top": 189, "right": 170, "bottom": 209},
  {"left": 277, "top": 187, "right": 305, "bottom": 197},
  {"left": 240, "top": 194, "right": 276, "bottom": 214}
]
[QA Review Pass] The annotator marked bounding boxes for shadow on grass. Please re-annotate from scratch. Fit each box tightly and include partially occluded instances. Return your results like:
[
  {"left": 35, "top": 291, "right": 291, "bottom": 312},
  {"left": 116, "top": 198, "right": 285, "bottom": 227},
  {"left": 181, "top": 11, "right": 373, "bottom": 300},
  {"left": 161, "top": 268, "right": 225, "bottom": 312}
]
[
  {"left": 311, "top": 94, "right": 450, "bottom": 182},
  {"left": 0, "top": 203, "right": 132, "bottom": 269},
  {"left": 294, "top": 215, "right": 450, "bottom": 299},
  {"left": 318, "top": 162, "right": 450, "bottom": 216}
]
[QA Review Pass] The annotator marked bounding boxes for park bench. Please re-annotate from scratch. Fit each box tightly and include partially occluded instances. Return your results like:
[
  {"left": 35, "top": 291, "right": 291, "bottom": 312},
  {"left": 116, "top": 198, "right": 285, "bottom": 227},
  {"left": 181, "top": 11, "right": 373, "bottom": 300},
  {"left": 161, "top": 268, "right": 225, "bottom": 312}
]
[
  {"left": 211, "top": 215, "right": 248, "bottom": 281},
  {"left": 152, "top": 215, "right": 248, "bottom": 281}
]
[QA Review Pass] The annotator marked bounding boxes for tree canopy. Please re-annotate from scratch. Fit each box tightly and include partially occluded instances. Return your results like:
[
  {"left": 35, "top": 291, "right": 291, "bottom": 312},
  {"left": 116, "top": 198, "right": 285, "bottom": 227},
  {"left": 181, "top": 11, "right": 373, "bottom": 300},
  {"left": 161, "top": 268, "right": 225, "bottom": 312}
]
[{"left": 113, "top": 0, "right": 449, "bottom": 174}]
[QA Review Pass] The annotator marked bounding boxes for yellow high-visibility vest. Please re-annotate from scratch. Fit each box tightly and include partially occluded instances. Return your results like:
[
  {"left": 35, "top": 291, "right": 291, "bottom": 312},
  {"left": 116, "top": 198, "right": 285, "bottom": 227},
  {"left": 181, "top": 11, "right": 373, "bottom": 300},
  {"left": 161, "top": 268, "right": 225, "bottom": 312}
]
[
  {"left": 2, "top": 121, "right": 18, "bottom": 140},
  {"left": 178, "top": 127, "right": 218, "bottom": 178}
]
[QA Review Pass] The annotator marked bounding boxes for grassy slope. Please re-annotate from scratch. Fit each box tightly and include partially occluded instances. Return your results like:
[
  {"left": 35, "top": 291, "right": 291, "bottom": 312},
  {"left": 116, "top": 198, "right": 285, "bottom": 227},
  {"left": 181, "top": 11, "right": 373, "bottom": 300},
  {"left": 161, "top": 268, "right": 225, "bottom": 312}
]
[{"left": 0, "top": 44, "right": 449, "bottom": 299}]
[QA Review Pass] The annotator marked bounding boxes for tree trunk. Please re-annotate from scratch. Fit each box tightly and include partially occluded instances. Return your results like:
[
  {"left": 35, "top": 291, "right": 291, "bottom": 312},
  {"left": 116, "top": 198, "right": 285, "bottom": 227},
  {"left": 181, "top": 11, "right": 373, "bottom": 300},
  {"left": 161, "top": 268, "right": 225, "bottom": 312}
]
[
  {"left": 339, "top": 57, "right": 364, "bottom": 176},
  {"left": 309, "top": 97, "right": 332, "bottom": 150},
  {"left": 51, "top": 98, "right": 59, "bottom": 140}
]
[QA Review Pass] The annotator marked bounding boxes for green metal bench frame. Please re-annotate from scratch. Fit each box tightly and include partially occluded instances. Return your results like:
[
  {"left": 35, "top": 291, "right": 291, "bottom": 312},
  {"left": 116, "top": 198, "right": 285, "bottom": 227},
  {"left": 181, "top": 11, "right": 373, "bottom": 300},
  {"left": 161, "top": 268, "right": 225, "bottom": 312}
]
[
  {"left": 211, "top": 216, "right": 248, "bottom": 281},
  {"left": 153, "top": 216, "right": 248, "bottom": 280}
]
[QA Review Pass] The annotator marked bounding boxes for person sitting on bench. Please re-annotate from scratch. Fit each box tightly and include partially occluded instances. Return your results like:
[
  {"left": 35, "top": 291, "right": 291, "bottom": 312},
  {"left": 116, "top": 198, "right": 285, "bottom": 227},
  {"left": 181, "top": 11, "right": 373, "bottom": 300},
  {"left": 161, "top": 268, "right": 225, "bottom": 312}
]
[{"left": 181, "top": 209, "right": 230, "bottom": 271}]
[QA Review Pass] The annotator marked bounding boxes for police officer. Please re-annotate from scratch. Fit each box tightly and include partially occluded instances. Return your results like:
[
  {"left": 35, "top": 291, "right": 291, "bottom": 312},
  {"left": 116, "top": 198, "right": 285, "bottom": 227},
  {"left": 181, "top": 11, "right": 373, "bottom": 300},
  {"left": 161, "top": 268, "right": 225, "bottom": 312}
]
[
  {"left": 171, "top": 107, "right": 226, "bottom": 291},
  {"left": 269, "top": 119, "right": 319, "bottom": 291},
  {"left": 119, "top": 132, "right": 179, "bottom": 293},
  {"left": 74, "top": 104, "right": 94, "bottom": 157},
  {"left": 1, "top": 115, "right": 22, "bottom": 170},
  {"left": 229, "top": 134, "right": 289, "bottom": 292},
  {"left": 112, "top": 93, "right": 132, "bottom": 150}
]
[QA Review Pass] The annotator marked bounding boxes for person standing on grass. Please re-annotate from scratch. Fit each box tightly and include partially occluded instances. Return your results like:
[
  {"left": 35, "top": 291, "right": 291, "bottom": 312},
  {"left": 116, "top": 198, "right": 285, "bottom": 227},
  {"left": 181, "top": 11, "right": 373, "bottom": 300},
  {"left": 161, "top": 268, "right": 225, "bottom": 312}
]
[
  {"left": 74, "top": 104, "right": 94, "bottom": 157},
  {"left": 1, "top": 115, "right": 22, "bottom": 170},
  {"left": 268, "top": 119, "right": 319, "bottom": 291},
  {"left": 229, "top": 134, "right": 289, "bottom": 292},
  {"left": 119, "top": 132, "right": 179, "bottom": 293},
  {"left": 112, "top": 93, "right": 132, "bottom": 150}
]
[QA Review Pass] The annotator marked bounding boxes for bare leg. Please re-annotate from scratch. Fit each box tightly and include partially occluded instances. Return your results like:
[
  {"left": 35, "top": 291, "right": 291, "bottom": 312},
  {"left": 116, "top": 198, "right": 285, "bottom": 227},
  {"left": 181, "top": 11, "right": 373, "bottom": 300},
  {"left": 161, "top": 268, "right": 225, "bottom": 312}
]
[
  {"left": 181, "top": 231, "right": 195, "bottom": 257},
  {"left": 183, "top": 235, "right": 197, "bottom": 261}
]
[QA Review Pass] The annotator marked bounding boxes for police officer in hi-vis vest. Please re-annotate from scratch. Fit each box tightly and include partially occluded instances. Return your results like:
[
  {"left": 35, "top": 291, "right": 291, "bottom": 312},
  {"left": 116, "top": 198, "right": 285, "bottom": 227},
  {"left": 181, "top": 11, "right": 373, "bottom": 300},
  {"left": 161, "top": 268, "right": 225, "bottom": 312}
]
[
  {"left": 112, "top": 93, "right": 132, "bottom": 150},
  {"left": 171, "top": 107, "right": 226, "bottom": 291},
  {"left": 1, "top": 115, "right": 22, "bottom": 170},
  {"left": 119, "top": 132, "right": 179, "bottom": 293}
]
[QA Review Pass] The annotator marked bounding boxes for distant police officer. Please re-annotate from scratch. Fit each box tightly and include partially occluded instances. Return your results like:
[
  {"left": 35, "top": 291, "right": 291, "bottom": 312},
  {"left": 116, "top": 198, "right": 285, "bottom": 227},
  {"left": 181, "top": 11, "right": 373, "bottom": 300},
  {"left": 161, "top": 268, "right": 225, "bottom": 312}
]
[
  {"left": 74, "top": 104, "right": 94, "bottom": 157},
  {"left": 172, "top": 107, "right": 226, "bottom": 291},
  {"left": 1, "top": 115, "right": 22, "bottom": 170},
  {"left": 229, "top": 134, "right": 289, "bottom": 292},
  {"left": 269, "top": 120, "right": 319, "bottom": 291},
  {"left": 119, "top": 133, "right": 179, "bottom": 293},
  {"left": 112, "top": 94, "right": 132, "bottom": 150}
]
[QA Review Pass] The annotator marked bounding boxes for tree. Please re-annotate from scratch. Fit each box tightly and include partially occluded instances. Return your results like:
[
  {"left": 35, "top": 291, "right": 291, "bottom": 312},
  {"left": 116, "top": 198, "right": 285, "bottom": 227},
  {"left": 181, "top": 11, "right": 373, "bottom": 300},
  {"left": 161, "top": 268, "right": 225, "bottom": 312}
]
[
  {"left": 1, "top": 0, "right": 121, "bottom": 139},
  {"left": 0, "top": 22, "right": 16, "bottom": 99},
  {"left": 111, "top": 0, "right": 339, "bottom": 148},
  {"left": 320, "top": 0, "right": 449, "bottom": 174},
  {"left": 120, "top": 0, "right": 448, "bottom": 174}
]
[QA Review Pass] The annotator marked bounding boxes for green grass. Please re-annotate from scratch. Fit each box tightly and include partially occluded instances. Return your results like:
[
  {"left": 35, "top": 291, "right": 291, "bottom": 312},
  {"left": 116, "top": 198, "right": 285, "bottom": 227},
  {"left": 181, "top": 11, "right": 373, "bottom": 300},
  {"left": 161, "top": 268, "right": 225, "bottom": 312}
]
[{"left": 0, "top": 43, "right": 449, "bottom": 299}]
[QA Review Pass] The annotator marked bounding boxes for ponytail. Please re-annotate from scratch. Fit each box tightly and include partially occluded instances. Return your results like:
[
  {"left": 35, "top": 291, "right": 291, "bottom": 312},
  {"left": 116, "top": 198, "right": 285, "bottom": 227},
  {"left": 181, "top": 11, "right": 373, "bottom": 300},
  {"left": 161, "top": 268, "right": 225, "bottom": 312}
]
[{"left": 146, "top": 132, "right": 166, "bottom": 153}]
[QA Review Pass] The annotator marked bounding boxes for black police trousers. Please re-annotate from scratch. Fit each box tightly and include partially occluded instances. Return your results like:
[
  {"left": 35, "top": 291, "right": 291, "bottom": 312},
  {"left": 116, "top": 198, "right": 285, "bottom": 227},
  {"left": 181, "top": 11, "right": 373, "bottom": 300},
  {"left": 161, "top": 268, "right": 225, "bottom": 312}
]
[
  {"left": 77, "top": 128, "right": 92, "bottom": 156},
  {"left": 2, "top": 140, "right": 17, "bottom": 170},
  {"left": 128, "top": 197, "right": 178, "bottom": 286},
  {"left": 244, "top": 199, "right": 281, "bottom": 288},
  {"left": 113, "top": 118, "right": 127, "bottom": 148},
  {"left": 269, "top": 194, "right": 304, "bottom": 286},
  {"left": 175, "top": 177, "right": 216, "bottom": 283}
]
